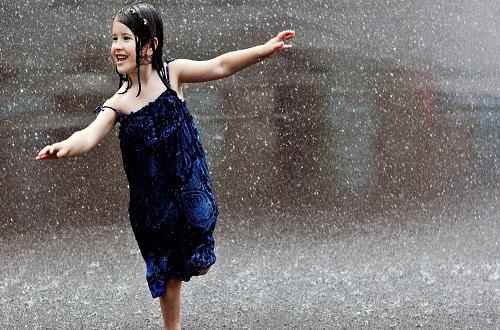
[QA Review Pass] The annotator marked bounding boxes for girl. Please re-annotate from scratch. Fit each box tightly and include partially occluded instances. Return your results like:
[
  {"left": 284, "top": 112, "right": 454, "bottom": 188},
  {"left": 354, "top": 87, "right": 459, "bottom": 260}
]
[{"left": 35, "top": 2, "right": 295, "bottom": 329}]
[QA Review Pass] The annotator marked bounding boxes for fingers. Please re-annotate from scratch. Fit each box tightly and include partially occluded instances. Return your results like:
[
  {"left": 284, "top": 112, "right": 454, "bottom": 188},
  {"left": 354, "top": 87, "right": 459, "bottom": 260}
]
[
  {"left": 56, "top": 148, "right": 68, "bottom": 158},
  {"left": 271, "top": 39, "right": 293, "bottom": 53},
  {"left": 269, "top": 30, "right": 295, "bottom": 54},
  {"left": 277, "top": 30, "right": 295, "bottom": 41},
  {"left": 35, "top": 143, "right": 66, "bottom": 160},
  {"left": 35, "top": 145, "right": 51, "bottom": 160}
]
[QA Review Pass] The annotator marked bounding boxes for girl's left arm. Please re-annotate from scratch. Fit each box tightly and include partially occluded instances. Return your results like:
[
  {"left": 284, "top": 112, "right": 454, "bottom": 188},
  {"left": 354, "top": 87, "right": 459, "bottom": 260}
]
[{"left": 171, "top": 30, "right": 295, "bottom": 84}]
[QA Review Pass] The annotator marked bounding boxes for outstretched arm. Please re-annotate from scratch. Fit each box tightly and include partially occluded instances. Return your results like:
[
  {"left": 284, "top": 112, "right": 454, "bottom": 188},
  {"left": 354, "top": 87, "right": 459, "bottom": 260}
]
[
  {"left": 171, "top": 30, "right": 296, "bottom": 84},
  {"left": 35, "top": 107, "right": 116, "bottom": 160}
]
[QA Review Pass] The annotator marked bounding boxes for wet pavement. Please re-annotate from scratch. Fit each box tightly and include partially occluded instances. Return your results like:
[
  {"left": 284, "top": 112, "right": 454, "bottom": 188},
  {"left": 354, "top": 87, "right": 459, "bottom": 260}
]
[{"left": 1, "top": 186, "right": 499, "bottom": 329}]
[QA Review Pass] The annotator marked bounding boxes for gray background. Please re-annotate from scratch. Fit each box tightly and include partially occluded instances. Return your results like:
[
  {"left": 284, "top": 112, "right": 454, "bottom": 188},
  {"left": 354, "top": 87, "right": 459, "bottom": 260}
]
[{"left": 1, "top": 0, "right": 500, "bottom": 328}]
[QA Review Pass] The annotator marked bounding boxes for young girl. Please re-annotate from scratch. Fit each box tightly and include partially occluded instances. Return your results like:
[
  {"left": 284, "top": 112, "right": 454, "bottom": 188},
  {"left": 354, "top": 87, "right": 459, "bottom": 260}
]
[{"left": 35, "top": 2, "right": 295, "bottom": 329}]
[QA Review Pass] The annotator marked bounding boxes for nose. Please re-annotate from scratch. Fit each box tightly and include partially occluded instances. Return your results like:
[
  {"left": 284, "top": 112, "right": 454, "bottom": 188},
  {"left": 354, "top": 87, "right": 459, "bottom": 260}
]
[{"left": 111, "top": 40, "right": 123, "bottom": 53}]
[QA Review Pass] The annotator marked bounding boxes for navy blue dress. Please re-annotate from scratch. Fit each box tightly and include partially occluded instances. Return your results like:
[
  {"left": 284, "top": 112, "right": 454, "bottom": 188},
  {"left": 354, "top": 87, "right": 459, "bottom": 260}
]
[{"left": 95, "top": 70, "right": 218, "bottom": 298}]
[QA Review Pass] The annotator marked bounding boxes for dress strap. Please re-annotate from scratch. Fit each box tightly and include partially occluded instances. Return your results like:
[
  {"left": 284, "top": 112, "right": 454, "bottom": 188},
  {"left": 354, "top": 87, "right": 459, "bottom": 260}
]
[
  {"left": 164, "top": 58, "right": 176, "bottom": 85},
  {"left": 94, "top": 105, "right": 122, "bottom": 124},
  {"left": 163, "top": 61, "right": 170, "bottom": 84},
  {"left": 95, "top": 104, "right": 119, "bottom": 114},
  {"left": 101, "top": 105, "right": 120, "bottom": 112}
]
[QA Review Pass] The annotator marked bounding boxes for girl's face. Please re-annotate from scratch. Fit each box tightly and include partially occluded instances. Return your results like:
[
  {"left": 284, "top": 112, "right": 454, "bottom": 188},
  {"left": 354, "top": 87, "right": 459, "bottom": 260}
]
[{"left": 111, "top": 19, "right": 137, "bottom": 75}]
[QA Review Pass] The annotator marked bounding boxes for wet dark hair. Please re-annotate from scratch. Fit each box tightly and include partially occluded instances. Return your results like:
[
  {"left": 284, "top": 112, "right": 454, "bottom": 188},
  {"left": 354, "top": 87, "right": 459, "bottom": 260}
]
[{"left": 114, "top": 2, "right": 169, "bottom": 96}]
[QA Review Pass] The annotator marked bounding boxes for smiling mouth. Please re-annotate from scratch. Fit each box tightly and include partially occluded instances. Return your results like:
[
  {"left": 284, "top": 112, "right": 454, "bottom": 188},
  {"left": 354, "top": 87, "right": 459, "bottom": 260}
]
[{"left": 115, "top": 55, "right": 128, "bottom": 63}]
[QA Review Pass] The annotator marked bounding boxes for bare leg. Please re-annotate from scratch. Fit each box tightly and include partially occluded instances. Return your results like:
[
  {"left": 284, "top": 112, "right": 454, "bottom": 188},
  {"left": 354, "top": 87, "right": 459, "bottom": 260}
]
[{"left": 159, "top": 279, "right": 182, "bottom": 330}]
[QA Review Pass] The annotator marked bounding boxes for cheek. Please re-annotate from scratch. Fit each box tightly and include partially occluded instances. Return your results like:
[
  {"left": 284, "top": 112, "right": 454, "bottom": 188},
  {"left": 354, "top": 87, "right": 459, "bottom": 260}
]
[{"left": 127, "top": 47, "right": 137, "bottom": 60}]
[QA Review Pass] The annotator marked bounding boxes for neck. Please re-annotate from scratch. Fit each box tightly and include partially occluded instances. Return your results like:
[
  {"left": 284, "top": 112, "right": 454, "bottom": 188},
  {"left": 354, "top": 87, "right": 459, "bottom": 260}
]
[{"left": 128, "top": 63, "right": 156, "bottom": 87}]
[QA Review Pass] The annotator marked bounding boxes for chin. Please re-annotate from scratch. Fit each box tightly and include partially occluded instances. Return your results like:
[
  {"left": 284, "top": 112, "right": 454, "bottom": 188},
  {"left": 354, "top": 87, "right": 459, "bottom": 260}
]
[
  {"left": 116, "top": 67, "right": 127, "bottom": 75},
  {"left": 116, "top": 65, "right": 136, "bottom": 75}
]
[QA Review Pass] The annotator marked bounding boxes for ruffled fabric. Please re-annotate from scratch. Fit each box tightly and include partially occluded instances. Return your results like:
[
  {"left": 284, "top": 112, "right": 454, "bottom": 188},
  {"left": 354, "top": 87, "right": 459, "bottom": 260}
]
[
  {"left": 145, "top": 233, "right": 216, "bottom": 298},
  {"left": 118, "top": 90, "right": 180, "bottom": 150},
  {"left": 95, "top": 87, "right": 218, "bottom": 299}
]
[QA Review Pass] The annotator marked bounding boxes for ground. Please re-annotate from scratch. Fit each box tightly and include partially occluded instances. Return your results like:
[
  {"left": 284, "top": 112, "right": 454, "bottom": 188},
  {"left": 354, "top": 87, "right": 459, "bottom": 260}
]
[{"left": 1, "top": 188, "right": 500, "bottom": 329}]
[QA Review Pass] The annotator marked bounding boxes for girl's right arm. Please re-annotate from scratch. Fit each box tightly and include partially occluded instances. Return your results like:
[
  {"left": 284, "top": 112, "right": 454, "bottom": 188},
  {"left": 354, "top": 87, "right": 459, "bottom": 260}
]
[{"left": 35, "top": 104, "right": 117, "bottom": 160}]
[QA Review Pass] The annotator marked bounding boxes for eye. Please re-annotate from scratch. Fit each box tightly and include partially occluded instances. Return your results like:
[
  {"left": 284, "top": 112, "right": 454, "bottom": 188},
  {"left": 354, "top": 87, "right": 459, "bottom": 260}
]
[{"left": 124, "top": 36, "right": 132, "bottom": 40}]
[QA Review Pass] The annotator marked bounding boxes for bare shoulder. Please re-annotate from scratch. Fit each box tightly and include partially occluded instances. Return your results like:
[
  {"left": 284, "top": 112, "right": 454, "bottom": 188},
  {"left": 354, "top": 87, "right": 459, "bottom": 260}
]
[
  {"left": 166, "top": 60, "right": 182, "bottom": 85},
  {"left": 102, "top": 86, "right": 129, "bottom": 111},
  {"left": 167, "top": 59, "right": 187, "bottom": 69},
  {"left": 166, "top": 60, "right": 185, "bottom": 99}
]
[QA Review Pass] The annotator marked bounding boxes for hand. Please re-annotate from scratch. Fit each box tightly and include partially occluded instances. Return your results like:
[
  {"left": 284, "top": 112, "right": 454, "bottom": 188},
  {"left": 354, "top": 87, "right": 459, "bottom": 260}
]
[
  {"left": 35, "top": 141, "right": 70, "bottom": 160},
  {"left": 263, "top": 30, "right": 295, "bottom": 58}
]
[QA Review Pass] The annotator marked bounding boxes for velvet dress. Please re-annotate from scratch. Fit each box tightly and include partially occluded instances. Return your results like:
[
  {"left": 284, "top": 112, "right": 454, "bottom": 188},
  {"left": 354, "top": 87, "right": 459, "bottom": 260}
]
[{"left": 95, "top": 68, "right": 218, "bottom": 298}]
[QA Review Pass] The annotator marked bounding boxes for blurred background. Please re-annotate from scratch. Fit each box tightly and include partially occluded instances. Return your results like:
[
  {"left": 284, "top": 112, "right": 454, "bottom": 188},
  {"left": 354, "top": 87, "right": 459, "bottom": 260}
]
[
  {"left": 2, "top": 0, "right": 500, "bottom": 232},
  {"left": 2, "top": 0, "right": 500, "bottom": 328}
]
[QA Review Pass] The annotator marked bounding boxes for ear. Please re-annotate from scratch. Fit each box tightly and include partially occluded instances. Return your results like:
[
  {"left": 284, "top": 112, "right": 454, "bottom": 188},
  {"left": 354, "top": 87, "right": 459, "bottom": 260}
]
[{"left": 143, "top": 37, "right": 159, "bottom": 56}]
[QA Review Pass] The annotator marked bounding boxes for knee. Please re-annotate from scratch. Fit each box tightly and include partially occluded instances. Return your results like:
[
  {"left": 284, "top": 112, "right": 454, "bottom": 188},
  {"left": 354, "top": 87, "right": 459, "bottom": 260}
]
[{"left": 166, "top": 278, "right": 182, "bottom": 290}]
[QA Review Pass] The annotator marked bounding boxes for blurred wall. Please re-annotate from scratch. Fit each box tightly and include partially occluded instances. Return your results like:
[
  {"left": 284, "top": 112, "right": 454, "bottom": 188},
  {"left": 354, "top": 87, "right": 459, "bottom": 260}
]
[{"left": 2, "top": 0, "right": 500, "bottom": 232}]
